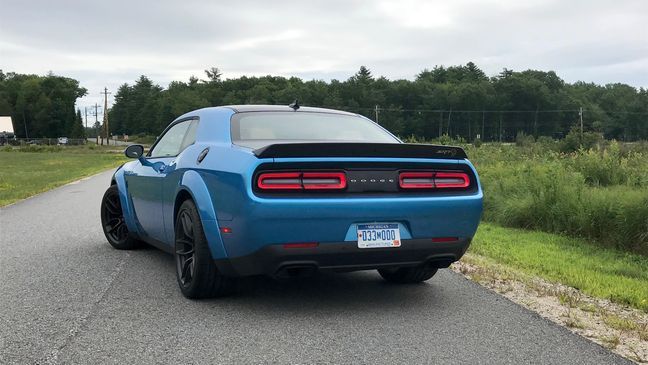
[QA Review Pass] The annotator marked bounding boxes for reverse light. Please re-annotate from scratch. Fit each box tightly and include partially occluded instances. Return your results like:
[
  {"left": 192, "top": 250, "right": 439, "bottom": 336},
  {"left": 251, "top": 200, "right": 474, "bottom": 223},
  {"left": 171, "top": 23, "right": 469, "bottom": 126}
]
[
  {"left": 399, "top": 171, "right": 470, "bottom": 189},
  {"left": 257, "top": 171, "right": 346, "bottom": 190},
  {"left": 399, "top": 172, "right": 435, "bottom": 188},
  {"left": 302, "top": 172, "right": 346, "bottom": 190},
  {"left": 434, "top": 172, "right": 470, "bottom": 188}
]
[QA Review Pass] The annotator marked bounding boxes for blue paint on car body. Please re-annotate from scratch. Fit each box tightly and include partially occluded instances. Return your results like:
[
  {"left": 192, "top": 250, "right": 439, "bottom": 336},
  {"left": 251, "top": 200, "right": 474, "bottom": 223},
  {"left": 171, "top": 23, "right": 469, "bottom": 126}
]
[{"left": 105, "top": 105, "right": 483, "bottom": 280}]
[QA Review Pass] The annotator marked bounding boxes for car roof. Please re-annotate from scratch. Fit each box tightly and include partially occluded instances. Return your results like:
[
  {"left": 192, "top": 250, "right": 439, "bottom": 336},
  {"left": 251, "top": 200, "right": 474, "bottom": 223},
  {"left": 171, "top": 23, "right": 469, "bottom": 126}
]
[{"left": 222, "top": 105, "right": 358, "bottom": 116}]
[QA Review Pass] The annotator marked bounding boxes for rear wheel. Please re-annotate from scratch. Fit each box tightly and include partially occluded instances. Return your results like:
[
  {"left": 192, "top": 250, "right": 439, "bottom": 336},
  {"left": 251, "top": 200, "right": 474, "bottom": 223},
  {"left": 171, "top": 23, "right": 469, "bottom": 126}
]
[
  {"left": 175, "top": 199, "right": 236, "bottom": 299},
  {"left": 378, "top": 265, "right": 438, "bottom": 284},
  {"left": 100, "top": 185, "right": 141, "bottom": 250}
]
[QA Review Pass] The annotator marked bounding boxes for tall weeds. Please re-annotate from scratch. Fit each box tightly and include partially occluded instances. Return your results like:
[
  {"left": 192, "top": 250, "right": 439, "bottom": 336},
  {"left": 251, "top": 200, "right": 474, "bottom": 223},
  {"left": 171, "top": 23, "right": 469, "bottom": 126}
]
[{"left": 467, "top": 141, "right": 648, "bottom": 255}]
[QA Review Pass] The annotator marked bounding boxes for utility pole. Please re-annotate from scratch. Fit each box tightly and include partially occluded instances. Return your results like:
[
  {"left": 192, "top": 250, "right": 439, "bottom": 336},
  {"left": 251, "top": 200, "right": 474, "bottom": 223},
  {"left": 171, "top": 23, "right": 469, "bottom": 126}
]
[
  {"left": 481, "top": 111, "right": 485, "bottom": 142},
  {"left": 438, "top": 111, "right": 443, "bottom": 138},
  {"left": 94, "top": 103, "right": 100, "bottom": 144},
  {"left": 447, "top": 109, "right": 453, "bottom": 136},
  {"left": 374, "top": 105, "right": 379, "bottom": 123},
  {"left": 468, "top": 115, "right": 471, "bottom": 141},
  {"left": 101, "top": 88, "right": 111, "bottom": 146},
  {"left": 579, "top": 107, "right": 584, "bottom": 144},
  {"left": 499, "top": 113, "right": 503, "bottom": 143},
  {"left": 534, "top": 106, "right": 539, "bottom": 137},
  {"left": 22, "top": 112, "right": 29, "bottom": 139}
]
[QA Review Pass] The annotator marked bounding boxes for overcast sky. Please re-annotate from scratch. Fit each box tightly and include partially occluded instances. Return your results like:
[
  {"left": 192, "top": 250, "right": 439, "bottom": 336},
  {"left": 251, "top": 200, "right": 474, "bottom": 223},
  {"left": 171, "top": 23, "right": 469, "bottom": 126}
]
[{"left": 1, "top": 0, "right": 647, "bottom": 118}]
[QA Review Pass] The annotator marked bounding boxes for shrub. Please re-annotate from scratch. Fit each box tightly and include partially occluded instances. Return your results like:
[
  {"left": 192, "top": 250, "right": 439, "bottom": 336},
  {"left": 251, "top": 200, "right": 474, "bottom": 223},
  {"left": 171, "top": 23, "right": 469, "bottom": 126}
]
[
  {"left": 476, "top": 143, "right": 648, "bottom": 255},
  {"left": 16, "top": 145, "right": 63, "bottom": 153},
  {"left": 435, "top": 134, "right": 465, "bottom": 145},
  {"left": 472, "top": 137, "right": 482, "bottom": 148},
  {"left": 560, "top": 126, "right": 604, "bottom": 152},
  {"left": 515, "top": 132, "right": 535, "bottom": 147}
]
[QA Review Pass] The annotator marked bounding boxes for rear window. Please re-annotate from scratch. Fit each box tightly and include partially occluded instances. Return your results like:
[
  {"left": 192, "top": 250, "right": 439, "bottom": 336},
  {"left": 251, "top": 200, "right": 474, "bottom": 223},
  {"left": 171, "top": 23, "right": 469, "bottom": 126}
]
[{"left": 230, "top": 112, "right": 398, "bottom": 148}]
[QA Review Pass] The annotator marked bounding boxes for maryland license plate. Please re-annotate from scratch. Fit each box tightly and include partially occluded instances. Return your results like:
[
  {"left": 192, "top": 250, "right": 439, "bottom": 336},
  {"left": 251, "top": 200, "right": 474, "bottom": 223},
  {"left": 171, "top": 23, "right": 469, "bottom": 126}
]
[{"left": 357, "top": 223, "right": 401, "bottom": 248}]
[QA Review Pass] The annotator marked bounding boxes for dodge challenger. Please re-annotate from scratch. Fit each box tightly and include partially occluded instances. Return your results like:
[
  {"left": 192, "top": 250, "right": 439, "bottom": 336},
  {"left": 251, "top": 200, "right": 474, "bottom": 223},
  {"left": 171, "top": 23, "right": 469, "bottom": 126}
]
[{"left": 100, "top": 104, "right": 483, "bottom": 299}]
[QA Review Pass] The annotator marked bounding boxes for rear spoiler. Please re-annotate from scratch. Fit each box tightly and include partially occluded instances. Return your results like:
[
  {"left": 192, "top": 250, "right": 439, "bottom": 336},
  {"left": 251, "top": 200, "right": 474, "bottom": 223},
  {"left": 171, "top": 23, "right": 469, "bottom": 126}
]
[{"left": 252, "top": 143, "right": 467, "bottom": 159}]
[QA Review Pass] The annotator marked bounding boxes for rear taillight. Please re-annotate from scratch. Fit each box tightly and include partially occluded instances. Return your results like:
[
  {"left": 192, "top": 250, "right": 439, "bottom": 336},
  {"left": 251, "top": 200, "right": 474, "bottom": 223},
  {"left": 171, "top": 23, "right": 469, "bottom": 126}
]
[
  {"left": 257, "top": 171, "right": 347, "bottom": 190},
  {"left": 399, "top": 171, "right": 470, "bottom": 189}
]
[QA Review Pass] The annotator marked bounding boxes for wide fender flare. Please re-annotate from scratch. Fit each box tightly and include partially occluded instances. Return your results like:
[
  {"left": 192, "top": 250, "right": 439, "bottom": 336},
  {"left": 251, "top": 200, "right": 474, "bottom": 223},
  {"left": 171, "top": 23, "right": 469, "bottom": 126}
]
[
  {"left": 112, "top": 166, "right": 142, "bottom": 238},
  {"left": 177, "top": 170, "right": 228, "bottom": 260}
]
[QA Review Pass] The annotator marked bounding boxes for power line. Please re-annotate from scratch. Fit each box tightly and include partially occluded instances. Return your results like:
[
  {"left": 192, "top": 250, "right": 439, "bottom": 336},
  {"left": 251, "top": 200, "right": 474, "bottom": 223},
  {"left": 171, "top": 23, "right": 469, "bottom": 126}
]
[{"left": 324, "top": 106, "right": 648, "bottom": 115}]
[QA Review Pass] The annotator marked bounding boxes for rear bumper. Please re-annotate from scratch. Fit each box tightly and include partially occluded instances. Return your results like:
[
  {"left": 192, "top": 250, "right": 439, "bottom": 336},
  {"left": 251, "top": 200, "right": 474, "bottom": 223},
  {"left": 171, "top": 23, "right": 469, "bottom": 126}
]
[{"left": 215, "top": 238, "right": 471, "bottom": 277}]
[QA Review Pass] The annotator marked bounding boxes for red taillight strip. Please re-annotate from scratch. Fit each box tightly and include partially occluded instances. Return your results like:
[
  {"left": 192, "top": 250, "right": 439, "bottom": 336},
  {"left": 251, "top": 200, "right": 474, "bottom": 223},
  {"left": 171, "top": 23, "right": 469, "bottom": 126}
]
[
  {"left": 257, "top": 171, "right": 347, "bottom": 190},
  {"left": 257, "top": 172, "right": 302, "bottom": 190},
  {"left": 432, "top": 237, "right": 459, "bottom": 243},
  {"left": 399, "top": 171, "right": 470, "bottom": 189},
  {"left": 302, "top": 172, "right": 346, "bottom": 190}
]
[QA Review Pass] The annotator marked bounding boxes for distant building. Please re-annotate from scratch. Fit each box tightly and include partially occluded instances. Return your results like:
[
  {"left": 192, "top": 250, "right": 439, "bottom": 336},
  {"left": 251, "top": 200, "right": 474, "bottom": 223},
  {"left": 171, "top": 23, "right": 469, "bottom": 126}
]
[{"left": 0, "top": 116, "right": 15, "bottom": 145}]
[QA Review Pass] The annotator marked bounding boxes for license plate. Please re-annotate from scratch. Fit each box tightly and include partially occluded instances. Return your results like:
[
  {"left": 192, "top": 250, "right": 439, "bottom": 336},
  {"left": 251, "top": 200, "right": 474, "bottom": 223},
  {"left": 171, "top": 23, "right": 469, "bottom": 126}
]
[{"left": 357, "top": 223, "right": 401, "bottom": 248}]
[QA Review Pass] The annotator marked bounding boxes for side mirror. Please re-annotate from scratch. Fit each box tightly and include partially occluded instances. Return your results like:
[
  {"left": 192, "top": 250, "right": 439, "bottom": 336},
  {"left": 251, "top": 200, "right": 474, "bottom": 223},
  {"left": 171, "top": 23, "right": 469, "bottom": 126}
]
[{"left": 124, "top": 144, "right": 145, "bottom": 159}]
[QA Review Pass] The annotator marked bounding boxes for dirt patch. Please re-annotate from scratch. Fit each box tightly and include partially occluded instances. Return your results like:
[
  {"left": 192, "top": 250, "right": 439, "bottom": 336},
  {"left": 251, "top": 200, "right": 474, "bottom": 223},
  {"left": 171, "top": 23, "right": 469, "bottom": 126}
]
[{"left": 451, "top": 254, "right": 648, "bottom": 364}]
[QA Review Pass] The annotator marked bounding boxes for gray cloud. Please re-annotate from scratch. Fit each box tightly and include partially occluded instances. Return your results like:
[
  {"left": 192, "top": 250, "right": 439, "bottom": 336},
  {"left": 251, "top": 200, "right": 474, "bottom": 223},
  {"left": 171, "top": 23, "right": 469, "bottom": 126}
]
[{"left": 1, "top": 0, "right": 646, "bottom": 111}]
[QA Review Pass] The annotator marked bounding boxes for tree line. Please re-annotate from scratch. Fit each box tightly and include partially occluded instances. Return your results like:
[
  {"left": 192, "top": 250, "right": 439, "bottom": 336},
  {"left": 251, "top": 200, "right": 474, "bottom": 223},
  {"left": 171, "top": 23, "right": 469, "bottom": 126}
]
[
  {"left": 109, "top": 64, "right": 648, "bottom": 141},
  {"left": 0, "top": 71, "right": 87, "bottom": 138},
  {"left": 1, "top": 64, "right": 647, "bottom": 141}
]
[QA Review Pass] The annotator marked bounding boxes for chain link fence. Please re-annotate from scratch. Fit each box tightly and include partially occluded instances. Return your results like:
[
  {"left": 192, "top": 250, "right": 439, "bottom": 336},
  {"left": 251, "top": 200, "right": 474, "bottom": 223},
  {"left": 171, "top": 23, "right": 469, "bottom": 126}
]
[{"left": 1, "top": 138, "right": 88, "bottom": 146}]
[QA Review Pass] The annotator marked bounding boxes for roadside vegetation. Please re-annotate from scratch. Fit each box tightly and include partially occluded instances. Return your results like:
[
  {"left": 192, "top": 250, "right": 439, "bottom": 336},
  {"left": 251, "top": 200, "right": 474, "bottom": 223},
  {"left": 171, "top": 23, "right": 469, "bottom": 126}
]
[
  {"left": 471, "top": 223, "right": 648, "bottom": 312},
  {"left": 406, "top": 130, "right": 648, "bottom": 256},
  {"left": 0, "top": 145, "right": 126, "bottom": 206}
]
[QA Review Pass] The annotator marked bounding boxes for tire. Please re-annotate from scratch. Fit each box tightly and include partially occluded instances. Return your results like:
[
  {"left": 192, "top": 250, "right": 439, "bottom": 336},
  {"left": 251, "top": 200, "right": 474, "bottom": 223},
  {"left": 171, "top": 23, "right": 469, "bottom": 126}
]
[
  {"left": 378, "top": 265, "right": 438, "bottom": 284},
  {"left": 100, "top": 185, "right": 142, "bottom": 250},
  {"left": 174, "top": 199, "right": 236, "bottom": 299}
]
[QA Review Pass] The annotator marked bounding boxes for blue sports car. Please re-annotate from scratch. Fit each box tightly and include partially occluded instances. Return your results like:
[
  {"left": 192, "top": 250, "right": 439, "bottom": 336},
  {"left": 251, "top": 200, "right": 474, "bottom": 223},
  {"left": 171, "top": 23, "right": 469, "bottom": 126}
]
[{"left": 101, "top": 104, "right": 483, "bottom": 298}]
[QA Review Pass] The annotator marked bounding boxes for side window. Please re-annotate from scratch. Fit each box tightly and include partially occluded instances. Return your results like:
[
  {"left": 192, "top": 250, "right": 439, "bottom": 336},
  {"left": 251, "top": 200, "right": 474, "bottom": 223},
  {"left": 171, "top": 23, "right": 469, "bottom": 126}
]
[
  {"left": 149, "top": 120, "right": 193, "bottom": 158},
  {"left": 180, "top": 119, "right": 199, "bottom": 151}
]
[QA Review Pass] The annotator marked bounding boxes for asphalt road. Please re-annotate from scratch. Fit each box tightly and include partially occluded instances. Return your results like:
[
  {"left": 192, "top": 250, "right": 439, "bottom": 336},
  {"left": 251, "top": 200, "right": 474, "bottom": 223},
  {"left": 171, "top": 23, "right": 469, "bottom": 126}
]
[{"left": 0, "top": 170, "right": 631, "bottom": 364}]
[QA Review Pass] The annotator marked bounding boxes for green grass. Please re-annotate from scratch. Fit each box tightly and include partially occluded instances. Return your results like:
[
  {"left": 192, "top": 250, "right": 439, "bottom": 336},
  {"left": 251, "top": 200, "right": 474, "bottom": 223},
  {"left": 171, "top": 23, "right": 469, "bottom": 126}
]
[
  {"left": 471, "top": 223, "right": 648, "bottom": 312},
  {"left": 0, "top": 149, "right": 126, "bottom": 206}
]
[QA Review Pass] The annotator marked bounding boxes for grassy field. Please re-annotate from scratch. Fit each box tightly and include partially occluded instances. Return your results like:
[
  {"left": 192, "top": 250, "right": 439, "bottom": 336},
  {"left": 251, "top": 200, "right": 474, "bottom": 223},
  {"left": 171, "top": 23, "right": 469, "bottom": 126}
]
[
  {"left": 470, "top": 223, "right": 648, "bottom": 312},
  {"left": 2, "top": 141, "right": 646, "bottom": 312},
  {"left": 0, "top": 146, "right": 126, "bottom": 206},
  {"left": 434, "top": 138, "right": 648, "bottom": 256}
]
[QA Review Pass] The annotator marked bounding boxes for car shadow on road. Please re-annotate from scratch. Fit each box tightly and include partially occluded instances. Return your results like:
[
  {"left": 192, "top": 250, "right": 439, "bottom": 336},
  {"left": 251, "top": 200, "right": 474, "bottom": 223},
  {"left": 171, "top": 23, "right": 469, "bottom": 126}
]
[{"left": 133, "top": 245, "right": 448, "bottom": 312}]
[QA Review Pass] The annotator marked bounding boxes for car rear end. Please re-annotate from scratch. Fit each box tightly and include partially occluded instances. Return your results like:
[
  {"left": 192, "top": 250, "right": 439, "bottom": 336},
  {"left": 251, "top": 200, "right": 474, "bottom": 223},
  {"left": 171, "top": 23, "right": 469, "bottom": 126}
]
[{"left": 210, "top": 108, "right": 483, "bottom": 278}]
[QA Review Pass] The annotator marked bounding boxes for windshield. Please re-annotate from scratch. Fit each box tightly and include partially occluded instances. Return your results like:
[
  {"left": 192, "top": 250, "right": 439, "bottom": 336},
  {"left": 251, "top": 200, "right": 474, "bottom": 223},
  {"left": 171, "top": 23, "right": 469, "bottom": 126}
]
[{"left": 230, "top": 111, "right": 399, "bottom": 148}]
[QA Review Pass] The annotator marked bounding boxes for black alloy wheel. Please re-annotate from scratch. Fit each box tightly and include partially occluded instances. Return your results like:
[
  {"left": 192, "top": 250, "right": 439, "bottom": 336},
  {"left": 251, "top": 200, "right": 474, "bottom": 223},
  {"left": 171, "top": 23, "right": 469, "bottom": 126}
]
[
  {"left": 100, "top": 185, "right": 141, "bottom": 250},
  {"left": 174, "top": 199, "right": 236, "bottom": 299},
  {"left": 175, "top": 209, "right": 197, "bottom": 287}
]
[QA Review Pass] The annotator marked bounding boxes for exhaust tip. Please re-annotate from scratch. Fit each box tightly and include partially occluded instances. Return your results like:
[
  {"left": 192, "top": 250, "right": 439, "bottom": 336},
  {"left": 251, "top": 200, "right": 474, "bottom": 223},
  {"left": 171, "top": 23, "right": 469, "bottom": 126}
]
[{"left": 275, "top": 264, "right": 318, "bottom": 279}]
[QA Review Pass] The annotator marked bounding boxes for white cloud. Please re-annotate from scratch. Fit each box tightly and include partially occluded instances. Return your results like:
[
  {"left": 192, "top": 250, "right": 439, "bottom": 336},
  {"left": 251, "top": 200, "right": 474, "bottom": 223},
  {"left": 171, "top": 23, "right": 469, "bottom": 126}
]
[{"left": 0, "top": 0, "right": 646, "bottom": 112}]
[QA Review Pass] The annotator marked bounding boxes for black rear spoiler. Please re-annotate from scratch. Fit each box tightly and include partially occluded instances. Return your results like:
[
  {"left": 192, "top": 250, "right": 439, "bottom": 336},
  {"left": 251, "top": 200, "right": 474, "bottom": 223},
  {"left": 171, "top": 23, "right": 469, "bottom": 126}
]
[{"left": 253, "top": 143, "right": 467, "bottom": 159}]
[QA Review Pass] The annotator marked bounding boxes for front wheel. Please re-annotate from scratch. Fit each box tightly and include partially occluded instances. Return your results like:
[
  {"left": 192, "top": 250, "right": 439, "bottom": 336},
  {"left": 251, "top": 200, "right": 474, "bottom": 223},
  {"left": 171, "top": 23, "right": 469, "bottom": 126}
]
[
  {"left": 174, "top": 199, "right": 236, "bottom": 299},
  {"left": 378, "top": 265, "right": 438, "bottom": 284},
  {"left": 100, "top": 185, "right": 141, "bottom": 250}
]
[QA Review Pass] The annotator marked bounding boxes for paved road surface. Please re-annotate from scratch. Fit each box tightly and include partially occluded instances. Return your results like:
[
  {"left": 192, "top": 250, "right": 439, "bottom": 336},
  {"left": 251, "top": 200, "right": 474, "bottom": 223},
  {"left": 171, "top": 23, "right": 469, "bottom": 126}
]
[{"left": 0, "top": 171, "right": 630, "bottom": 364}]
